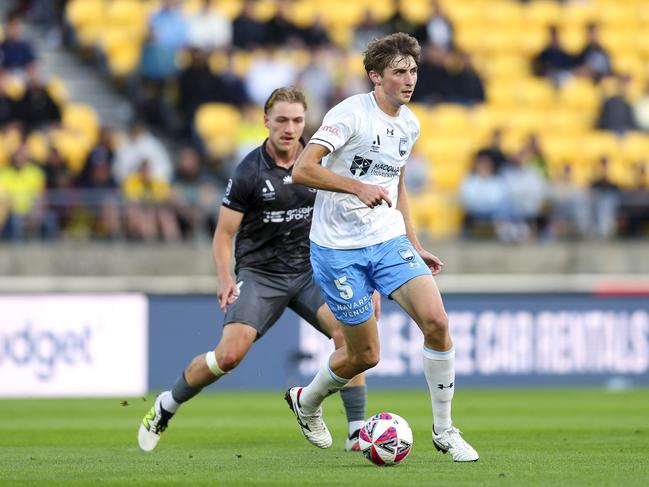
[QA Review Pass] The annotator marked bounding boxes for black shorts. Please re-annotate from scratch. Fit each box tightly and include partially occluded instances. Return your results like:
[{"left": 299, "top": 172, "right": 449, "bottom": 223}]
[{"left": 223, "top": 267, "right": 330, "bottom": 339}]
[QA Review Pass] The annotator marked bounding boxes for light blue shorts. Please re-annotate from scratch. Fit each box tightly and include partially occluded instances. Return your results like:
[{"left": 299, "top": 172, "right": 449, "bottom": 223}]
[{"left": 310, "top": 235, "right": 432, "bottom": 325}]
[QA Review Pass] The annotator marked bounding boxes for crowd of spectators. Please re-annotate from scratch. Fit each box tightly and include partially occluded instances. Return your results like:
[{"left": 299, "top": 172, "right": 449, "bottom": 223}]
[
  {"left": 459, "top": 129, "right": 649, "bottom": 241},
  {"left": 2, "top": 0, "right": 649, "bottom": 242}
]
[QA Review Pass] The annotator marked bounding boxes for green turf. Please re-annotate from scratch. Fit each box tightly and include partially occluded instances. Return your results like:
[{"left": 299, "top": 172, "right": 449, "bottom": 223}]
[{"left": 0, "top": 389, "right": 647, "bottom": 486}]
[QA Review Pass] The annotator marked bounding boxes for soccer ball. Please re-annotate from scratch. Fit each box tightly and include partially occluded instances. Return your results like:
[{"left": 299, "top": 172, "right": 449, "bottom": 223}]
[{"left": 358, "top": 412, "right": 413, "bottom": 466}]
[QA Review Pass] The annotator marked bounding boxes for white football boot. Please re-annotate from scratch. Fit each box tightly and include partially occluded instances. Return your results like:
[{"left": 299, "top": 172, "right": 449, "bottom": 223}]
[
  {"left": 138, "top": 394, "right": 174, "bottom": 451},
  {"left": 285, "top": 387, "right": 332, "bottom": 449},
  {"left": 432, "top": 426, "right": 479, "bottom": 462},
  {"left": 344, "top": 429, "right": 360, "bottom": 452}
]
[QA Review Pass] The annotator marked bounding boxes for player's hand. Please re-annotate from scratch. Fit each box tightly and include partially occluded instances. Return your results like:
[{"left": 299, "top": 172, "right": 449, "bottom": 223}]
[
  {"left": 372, "top": 290, "right": 382, "bottom": 322},
  {"left": 417, "top": 248, "right": 444, "bottom": 275},
  {"left": 356, "top": 182, "right": 392, "bottom": 208},
  {"left": 217, "top": 275, "right": 240, "bottom": 311}
]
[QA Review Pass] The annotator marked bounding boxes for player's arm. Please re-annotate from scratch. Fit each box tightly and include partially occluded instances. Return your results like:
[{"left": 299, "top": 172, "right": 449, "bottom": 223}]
[
  {"left": 396, "top": 168, "right": 444, "bottom": 275},
  {"left": 292, "top": 143, "right": 392, "bottom": 208},
  {"left": 212, "top": 206, "right": 244, "bottom": 310}
]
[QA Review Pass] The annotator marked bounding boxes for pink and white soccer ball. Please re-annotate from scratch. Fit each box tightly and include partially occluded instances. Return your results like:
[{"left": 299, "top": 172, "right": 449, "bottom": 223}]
[{"left": 358, "top": 412, "right": 413, "bottom": 466}]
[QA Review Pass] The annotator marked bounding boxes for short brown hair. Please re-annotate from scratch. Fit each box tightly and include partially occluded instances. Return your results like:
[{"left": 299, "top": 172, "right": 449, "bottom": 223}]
[
  {"left": 363, "top": 32, "right": 421, "bottom": 76},
  {"left": 264, "top": 87, "right": 307, "bottom": 114}
]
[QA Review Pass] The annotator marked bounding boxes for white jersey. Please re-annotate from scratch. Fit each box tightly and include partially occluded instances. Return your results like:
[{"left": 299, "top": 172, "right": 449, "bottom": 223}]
[{"left": 308, "top": 92, "right": 420, "bottom": 249}]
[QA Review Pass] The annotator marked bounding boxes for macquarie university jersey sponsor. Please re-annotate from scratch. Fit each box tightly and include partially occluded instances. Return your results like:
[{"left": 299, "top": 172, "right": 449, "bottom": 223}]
[
  {"left": 309, "top": 92, "right": 420, "bottom": 249},
  {"left": 222, "top": 139, "right": 315, "bottom": 274}
]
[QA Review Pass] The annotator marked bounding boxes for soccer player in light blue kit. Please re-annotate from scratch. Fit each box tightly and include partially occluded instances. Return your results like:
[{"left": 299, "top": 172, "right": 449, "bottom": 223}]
[{"left": 285, "top": 32, "right": 479, "bottom": 461}]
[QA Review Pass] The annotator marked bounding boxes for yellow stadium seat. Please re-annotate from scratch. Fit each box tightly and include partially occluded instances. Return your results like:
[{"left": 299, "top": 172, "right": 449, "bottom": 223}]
[
  {"left": 3, "top": 74, "right": 25, "bottom": 100},
  {"left": 399, "top": 0, "right": 431, "bottom": 24},
  {"left": 105, "top": 0, "right": 147, "bottom": 28},
  {"left": 524, "top": 0, "right": 562, "bottom": 28},
  {"left": 558, "top": 78, "right": 601, "bottom": 114},
  {"left": 195, "top": 103, "right": 241, "bottom": 142},
  {"left": 253, "top": 0, "right": 278, "bottom": 22},
  {"left": 428, "top": 104, "right": 470, "bottom": 135},
  {"left": 291, "top": 0, "right": 317, "bottom": 28},
  {"left": 620, "top": 132, "right": 649, "bottom": 162},
  {"left": 46, "top": 76, "right": 69, "bottom": 106},
  {"left": 216, "top": 0, "right": 243, "bottom": 20},
  {"left": 581, "top": 131, "right": 621, "bottom": 161},
  {"left": 26, "top": 132, "right": 50, "bottom": 163},
  {"left": 63, "top": 103, "right": 100, "bottom": 147},
  {"left": 50, "top": 129, "right": 91, "bottom": 174},
  {"left": 66, "top": 0, "right": 104, "bottom": 29}
]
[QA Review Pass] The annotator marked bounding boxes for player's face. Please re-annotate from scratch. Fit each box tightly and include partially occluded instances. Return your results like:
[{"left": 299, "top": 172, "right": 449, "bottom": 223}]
[
  {"left": 374, "top": 55, "right": 418, "bottom": 107},
  {"left": 264, "top": 101, "right": 306, "bottom": 154}
]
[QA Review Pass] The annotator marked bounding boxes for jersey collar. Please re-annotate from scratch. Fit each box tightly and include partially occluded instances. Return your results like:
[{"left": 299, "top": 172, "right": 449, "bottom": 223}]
[{"left": 260, "top": 138, "right": 307, "bottom": 170}]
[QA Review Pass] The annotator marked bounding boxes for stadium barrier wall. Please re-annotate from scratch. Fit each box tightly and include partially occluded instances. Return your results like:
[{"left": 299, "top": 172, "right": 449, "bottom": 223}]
[{"left": 1, "top": 293, "right": 648, "bottom": 397}]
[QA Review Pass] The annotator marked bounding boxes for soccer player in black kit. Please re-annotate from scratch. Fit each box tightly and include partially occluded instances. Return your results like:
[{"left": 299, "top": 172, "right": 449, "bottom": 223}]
[{"left": 138, "top": 87, "right": 369, "bottom": 452}]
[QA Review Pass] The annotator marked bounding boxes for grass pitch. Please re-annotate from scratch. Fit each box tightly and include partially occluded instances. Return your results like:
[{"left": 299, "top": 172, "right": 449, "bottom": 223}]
[{"left": 1, "top": 388, "right": 647, "bottom": 486}]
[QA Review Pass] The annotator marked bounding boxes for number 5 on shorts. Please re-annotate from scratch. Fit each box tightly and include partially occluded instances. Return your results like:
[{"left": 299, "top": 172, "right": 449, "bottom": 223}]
[{"left": 334, "top": 277, "right": 353, "bottom": 300}]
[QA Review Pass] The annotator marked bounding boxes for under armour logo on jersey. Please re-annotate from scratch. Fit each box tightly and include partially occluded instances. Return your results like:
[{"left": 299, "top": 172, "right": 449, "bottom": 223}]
[
  {"left": 386, "top": 128, "right": 394, "bottom": 136},
  {"left": 437, "top": 382, "right": 454, "bottom": 390},
  {"left": 350, "top": 155, "right": 372, "bottom": 177},
  {"left": 283, "top": 175, "right": 293, "bottom": 184}
]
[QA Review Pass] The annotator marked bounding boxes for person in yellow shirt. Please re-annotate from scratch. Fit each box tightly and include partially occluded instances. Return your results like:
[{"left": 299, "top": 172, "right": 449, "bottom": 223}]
[
  {"left": 122, "top": 158, "right": 180, "bottom": 241},
  {"left": 0, "top": 143, "right": 57, "bottom": 240}
]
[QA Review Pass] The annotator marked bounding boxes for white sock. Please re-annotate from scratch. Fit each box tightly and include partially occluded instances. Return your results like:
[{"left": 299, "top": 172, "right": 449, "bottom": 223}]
[
  {"left": 299, "top": 355, "right": 350, "bottom": 414},
  {"left": 423, "top": 346, "right": 455, "bottom": 433},
  {"left": 160, "top": 390, "right": 181, "bottom": 413},
  {"left": 349, "top": 420, "right": 365, "bottom": 436}
]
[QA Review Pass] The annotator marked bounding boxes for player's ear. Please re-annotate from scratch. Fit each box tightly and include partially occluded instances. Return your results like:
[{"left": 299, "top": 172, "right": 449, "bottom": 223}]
[
  {"left": 369, "top": 70, "right": 382, "bottom": 86},
  {"left": 263, "top": 113, "right": 270, "bottom": 129}
]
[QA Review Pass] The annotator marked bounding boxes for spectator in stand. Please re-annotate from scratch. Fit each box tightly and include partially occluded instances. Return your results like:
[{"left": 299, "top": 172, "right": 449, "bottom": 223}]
[
  {"left": 419, "top": 0, "right": 454, "bottom": 52},
  {"left": 77, "top": 126, "right": 115, "bottom": 188},
  {"left": 0, "top": 69, "right": 19, "bottom": 127},
  {"left": 301, "top": 15, "right": 331, "bottom": 49},
  {"left": 449, "top": 52, "right": 485, "bottom": 105},
  {"left": 113, "top": 121, "right": 173, "bottom": 184},
  {"left": 385, "top": 0, "right": 422, "bottom": 39},
  {"left": 532, "top": 25, "right": 575, "bottom": 85},
  {"left": 588, "top": 156, "right": 621, "bottom": 238},
  {"left": 596, "top": 74, "right": 637, "bottom": 135},
  {"left": 232, "top": 0, "right": 268, "bottom": 50},
  {"left": 574, "top": 23, "right": 612, "bottom": 83},
  {"left": 149, "top": 0, "right": 188, "bottom": 52},
  {"left": 476, "top": 128, "right": 509, "bottom": 174},
  {"left": 266, "top": 0, "right": 305, "bottom": 48},
  {"left": 296, "top": 47, "right": 335, "bottom": 129},
  {"left": 459, "top": 153, "right": 509, "bottom": 238},
  {"left": 78, "top": 128, "right": 122, "bottom": 240},
  {"left": 619, "top": 162, "right": 649, "bottom": 237},
  {"left": 186, "top": 0, "right": 232, "bottom": 50},
  {"left": 0, "top": 11, "right": 36, "bottom": 71},
  {"left": 43, "top": 146, "right": 76, "bottom": 235},
  {"left": 632, "top": 80, "right": 649, "bottom": 132},
  {"left": 517, "top": 133, "right": 549, "bottom": 177},
  {"left": 410, "top": 44, "right": 453, "bottom": 104},
  {"left": 352, "top": 9, "right": 389, "bottom": 53},
  {"left": 171, "top": 146, "right": 219, "bottom": 240},
  {"left": 14, "top": 64, "right": 61, "bottom": 131},
  {"left": 548, "top": 163, "right": 590, "bottom": 239},
  {"left": 122, "top": 159, "right": 180, "bottom": 242},
  {"left": 177, "top": 48, "right": 220, "bottom": 137},
  {"left": 244, "top": 48, "right": 297, "bottom": 107},
  {"left": 0, "top": 142, "right": 56, "bottom": 240},
  {"left": 501, "top": 149, "right": 550, "bottom": 241}
]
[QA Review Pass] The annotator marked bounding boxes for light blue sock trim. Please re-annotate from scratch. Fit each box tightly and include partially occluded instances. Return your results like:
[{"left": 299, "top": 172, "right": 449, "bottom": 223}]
[
  {"left": 326, "top": 363, "right": 350, "bottom": 385},
  {"left": 423, "top": 345, "right": 455, "bottom": 360}
]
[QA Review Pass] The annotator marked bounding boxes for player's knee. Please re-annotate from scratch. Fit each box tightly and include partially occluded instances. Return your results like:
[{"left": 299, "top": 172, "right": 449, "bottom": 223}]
[
  {"left": 422, "top": 311, "right": 449, "bottom": 344},
  {"left": 330, "top": 328, "right": 345, "bottom": 348},
  {"left": 350, "top": 347, "right": 380, "bottom": 371},
  {"left": 216, "top": 349, "right": 246, "bottom": 372}
]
